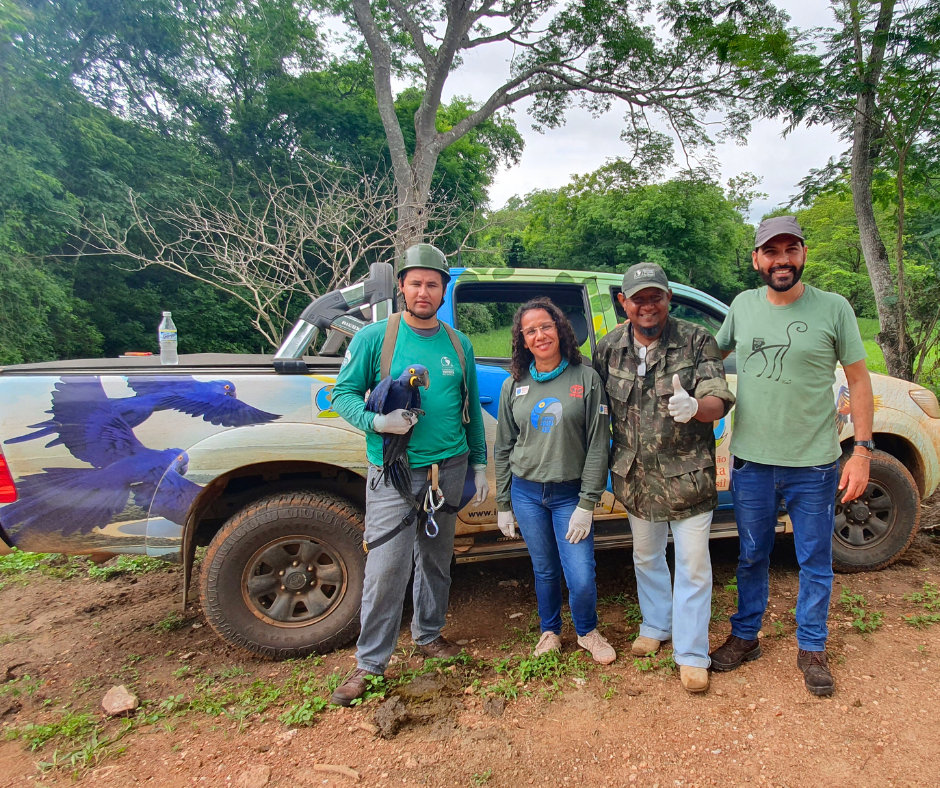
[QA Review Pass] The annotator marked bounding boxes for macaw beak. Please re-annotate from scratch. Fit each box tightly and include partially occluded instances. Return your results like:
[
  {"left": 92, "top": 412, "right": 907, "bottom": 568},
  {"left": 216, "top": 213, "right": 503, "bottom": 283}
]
[{"left": 410, "top": 371, "right": 430, "bottom": 390}]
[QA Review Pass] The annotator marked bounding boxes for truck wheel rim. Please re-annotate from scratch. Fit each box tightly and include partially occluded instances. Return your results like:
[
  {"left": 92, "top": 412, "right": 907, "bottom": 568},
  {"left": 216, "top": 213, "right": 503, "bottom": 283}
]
[
  {"left": 833, "top": 480, "right": 894, "bottom": 551},
  {"left": 241, "top": 536, "right": 348, "bottom": 627}
]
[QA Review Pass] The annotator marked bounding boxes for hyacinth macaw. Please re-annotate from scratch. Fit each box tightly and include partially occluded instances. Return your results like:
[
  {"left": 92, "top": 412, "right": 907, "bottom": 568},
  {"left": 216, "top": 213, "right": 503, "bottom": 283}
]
[
  {"left": 5, "top": 375, "right": 278, "bottom": 448},
  {"left": 365, "top": 364, "right": 430, "bottom": 500},
  {"left": 0, "top": 377, "right": 200, "bottom": 536}
]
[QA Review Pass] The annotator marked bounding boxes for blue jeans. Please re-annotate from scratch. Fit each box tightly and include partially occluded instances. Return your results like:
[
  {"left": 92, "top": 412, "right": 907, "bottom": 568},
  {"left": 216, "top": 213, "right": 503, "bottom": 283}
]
[
  {"left": 628, "top": 511, "right": 713, "bottom": 668},
  {"left": 730, "top": 460, "right": 839, "bottom": 652},
  {"left": 511, "top": 475, "right": 598, "bottom": 637}
]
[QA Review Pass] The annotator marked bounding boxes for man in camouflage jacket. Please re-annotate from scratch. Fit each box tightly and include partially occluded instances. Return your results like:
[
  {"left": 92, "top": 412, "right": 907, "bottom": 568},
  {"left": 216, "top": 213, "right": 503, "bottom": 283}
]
[{"left": 594, "top": 263, "right": 734, "bottom": 693}]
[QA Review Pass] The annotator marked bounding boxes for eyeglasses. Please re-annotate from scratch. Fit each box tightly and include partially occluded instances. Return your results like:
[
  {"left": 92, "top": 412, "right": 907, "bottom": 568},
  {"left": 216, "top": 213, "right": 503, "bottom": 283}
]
[
  {"left": 522, "top": 322, "right": 557, "bottom": 340},
  {"left": 637, "top": 344, "right": 648, "bottom": 377}
]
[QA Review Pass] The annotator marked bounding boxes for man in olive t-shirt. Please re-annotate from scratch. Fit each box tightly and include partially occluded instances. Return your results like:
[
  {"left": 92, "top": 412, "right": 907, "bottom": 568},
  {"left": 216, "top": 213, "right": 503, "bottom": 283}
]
[{"left": 711, "top": 216, "right": 874, "bottom": 697}]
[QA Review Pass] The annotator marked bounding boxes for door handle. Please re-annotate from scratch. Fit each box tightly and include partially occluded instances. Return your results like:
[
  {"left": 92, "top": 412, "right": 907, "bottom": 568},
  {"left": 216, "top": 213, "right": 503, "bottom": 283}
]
[{"left": 479, "top": 396, "right": 493, "bottom": 404}]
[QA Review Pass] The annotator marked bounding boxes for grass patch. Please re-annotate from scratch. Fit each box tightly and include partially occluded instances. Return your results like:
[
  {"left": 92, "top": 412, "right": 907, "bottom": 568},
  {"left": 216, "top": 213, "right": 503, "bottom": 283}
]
[
  {"left": 904, "top": 581, "right": 940, "bottom": 611},
  {"left": 487, "top": 651, "right": 588, "bottom": 700},
  {"left": 278, "top": 697, "right": 328, "bottom": 726},
  {"left": 153, "top": 612, "right": 187, "bottom": 633},
  {"left": 632, "top": 650, "right": 677, "bottom": 674},
  {"left": 840, "top": 586, "right": 884, "bottom": 634},
  {"left": 87, "top": 555, "right": 169, "bottom": 581}
]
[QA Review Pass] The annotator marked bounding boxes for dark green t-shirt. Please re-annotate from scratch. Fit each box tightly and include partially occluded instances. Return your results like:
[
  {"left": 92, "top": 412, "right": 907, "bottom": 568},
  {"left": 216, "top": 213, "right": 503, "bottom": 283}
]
[{"left": 716, "top": 285, "right": 866, "bottom": 466}]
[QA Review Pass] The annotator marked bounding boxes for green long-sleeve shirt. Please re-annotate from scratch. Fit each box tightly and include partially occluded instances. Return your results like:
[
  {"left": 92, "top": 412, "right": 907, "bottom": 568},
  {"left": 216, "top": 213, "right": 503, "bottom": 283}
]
[
  {"left": 330, "top": 318, "right": 486, "bottom": 468},
  {"left": 494, "top": 363, "right": 610, "bottom": 512}
]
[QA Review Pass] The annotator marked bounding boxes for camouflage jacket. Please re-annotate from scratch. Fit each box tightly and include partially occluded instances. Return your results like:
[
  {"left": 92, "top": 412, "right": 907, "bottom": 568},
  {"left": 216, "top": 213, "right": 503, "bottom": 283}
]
[{"left": 593, "top": 317, "right": 735, "bottom": 521}]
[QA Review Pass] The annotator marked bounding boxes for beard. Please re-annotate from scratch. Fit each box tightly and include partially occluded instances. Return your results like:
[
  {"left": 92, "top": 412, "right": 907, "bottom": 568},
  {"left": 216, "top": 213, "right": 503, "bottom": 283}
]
[
  {"left": 637, "top": 323, "right": 663, "bottom": 338},
  {"left": 405, "top": 300, "right": 440, "bottom": 320},
  {"left": 760, "top": 263, "right": 804, "bottom": 292}
]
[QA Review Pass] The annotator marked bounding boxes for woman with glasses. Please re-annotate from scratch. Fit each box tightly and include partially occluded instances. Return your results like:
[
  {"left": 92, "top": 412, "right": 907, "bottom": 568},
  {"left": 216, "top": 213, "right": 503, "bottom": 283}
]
[{"left": 494, "top": 297, "right": 616, "bottom": 663}]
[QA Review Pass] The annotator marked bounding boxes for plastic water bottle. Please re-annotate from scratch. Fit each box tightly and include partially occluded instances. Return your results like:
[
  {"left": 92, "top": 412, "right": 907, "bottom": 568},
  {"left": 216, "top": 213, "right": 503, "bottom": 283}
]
[{"left": 158, "top": 311, "right": 178, "bottom": 365}]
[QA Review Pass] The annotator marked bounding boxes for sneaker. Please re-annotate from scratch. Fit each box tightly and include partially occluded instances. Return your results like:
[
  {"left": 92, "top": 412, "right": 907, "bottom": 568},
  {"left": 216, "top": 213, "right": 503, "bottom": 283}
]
[
  {"left": 709, "top": 634, "right": 761, "bottom": 672},
  {"left": 330, "top": 668, "right": 381, "bottom": 707},
  {"left": 631, "top": 635, "right": 668, "bottom": 656},
  {"left": 417, "top": 636, "right": 462, "bottom": 660},
  {"left": 679, "top": 665, "right": 709, "bottom": 693},
  {"left": 533, "top": 631, "right": 562, "bottom": 656},
  {"left": 577, "top": 629, "right": 616, "bottom": 665},
  {"left": 797, "top": 650, "right": 834, "bottom": 697}
]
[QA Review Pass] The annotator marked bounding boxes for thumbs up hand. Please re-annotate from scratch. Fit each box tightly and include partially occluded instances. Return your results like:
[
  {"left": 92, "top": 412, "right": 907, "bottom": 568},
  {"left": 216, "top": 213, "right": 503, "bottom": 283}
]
[{"left": 667, "top": 374, "right": 699, "bottom": 424}]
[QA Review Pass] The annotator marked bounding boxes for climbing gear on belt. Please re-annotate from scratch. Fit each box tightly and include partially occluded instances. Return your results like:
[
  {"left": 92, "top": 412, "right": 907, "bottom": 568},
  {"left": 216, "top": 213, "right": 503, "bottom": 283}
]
[
  {"left": 380, "top": 312, "right": 470, "bottom": 424},
  {"left": 362, "top": 457, "right": 463, "bottom": 553}
]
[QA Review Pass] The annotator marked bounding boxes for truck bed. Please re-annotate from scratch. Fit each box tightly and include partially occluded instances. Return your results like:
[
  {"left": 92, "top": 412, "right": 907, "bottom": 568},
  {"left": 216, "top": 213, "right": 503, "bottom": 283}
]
[{"left": 0, "top": 354, "right": 344, "bottom": 374}]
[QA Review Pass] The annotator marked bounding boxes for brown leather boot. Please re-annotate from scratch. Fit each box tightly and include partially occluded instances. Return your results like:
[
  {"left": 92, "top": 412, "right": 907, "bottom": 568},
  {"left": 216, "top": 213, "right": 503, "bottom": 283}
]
[
  {"left": 330, "top": 668, "right": 381, "bottom": 707},
  {"left": 709, "top": 634, "right": 761, "bottom": 672},
  {"left": 797, "top": 650, "right": 834, "bottom": 697},
  {"left": 417, "top": 636, "right": 462, "bottom": 659}
]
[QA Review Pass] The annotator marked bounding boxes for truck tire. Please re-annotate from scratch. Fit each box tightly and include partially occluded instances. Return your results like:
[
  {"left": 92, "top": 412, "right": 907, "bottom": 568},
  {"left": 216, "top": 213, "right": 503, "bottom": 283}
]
[
  {"left": 832, "top": 450, "right": 920, "bottom": 573},
  {"left": 200, "top": 491, "right": 365, "bottom": 658}
]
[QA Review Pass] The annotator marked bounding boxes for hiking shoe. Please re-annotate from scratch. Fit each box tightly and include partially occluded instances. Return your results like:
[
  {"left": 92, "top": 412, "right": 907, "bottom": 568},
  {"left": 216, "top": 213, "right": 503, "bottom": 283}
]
[
  {"left": 709, "top": 634, "right": 761, "bottom": 672},
  {"left": 330, "top": 668, "right": 380, "bottom": 707},
  {"left": 798, "top": 650, "right": 834, "bottom": 697},
  {"left": 417, "top": 636, "right": 462, "bottom": 660},
  {"left": 631, "top": 635, "right": 668, "bottom": 656},
  {"left": 679, "top": 665, "right": 709, "bottom": 693},
  {"left": 577, "top": 629, "right": 616, "bottom": 665},
  {"left": 534, "top": 631, "right": 562, "bottom": 656}
]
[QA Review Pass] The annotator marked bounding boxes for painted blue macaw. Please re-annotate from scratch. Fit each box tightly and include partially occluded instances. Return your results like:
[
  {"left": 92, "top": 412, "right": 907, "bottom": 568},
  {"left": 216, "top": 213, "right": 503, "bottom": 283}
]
[
  {"left": 0, "top": 377, "right": 200, "bottom": 536},
  {"left": 365, "top": 364, "right": 429, "bottom": 500},
  {"left": 5, "top": 375, "right": 278, "bottom": 448}
]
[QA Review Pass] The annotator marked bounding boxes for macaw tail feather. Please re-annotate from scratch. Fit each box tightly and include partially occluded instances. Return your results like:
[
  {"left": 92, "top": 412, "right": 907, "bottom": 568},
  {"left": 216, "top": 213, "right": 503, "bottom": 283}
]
[{"left": 385, "top": 457, "right": 414, "bottom": 502}]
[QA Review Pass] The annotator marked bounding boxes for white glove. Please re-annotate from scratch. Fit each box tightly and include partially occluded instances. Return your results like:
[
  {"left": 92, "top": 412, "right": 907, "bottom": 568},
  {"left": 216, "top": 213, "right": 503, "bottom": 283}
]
[
  {"left": 667, "top": 374, "right": 699, "bottom": 424},
  {"left": 565, "top": 506, "right": 593, "bottom": 544},
  {"left": 472, "top": 464, "right": 489, "bottom": 505},
  {"left": 497, "top": 510, "right": 517, "bottom": 538},
  {"left": 372, "top": 409, "right": 417, "bottom": 435}
]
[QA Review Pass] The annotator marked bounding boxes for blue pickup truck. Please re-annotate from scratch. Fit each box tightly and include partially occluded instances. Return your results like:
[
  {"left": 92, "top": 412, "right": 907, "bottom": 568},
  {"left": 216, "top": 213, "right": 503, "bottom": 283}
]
[{"left": 1, "top": 264, "right": 937, "bottom": 658}]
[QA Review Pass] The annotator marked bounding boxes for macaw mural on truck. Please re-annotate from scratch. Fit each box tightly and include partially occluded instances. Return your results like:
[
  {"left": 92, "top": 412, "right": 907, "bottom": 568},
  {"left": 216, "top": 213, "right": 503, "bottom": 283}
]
[{"left": 0, "top": 374, "right": 288, "bottom": 555}]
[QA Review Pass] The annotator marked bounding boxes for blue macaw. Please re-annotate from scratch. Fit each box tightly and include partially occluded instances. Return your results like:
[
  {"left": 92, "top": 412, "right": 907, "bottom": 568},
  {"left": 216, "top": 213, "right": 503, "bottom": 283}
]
[
  {"left": 365, "top": 364, "right": 430, "bottom": 500},
  {"left": 0, "top": 377, "right": 200, "bottom": 536},
  {"left": 5, "top": 375, "right": 279, "bottom": 448}
]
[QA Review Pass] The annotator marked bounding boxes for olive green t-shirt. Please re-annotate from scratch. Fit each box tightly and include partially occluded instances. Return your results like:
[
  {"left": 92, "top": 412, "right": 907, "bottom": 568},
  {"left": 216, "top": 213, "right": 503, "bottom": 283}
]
[
  {"left": 494, "top": 363, "right": 610, "bottom": 512},
  {"left": 715, "top": 285, "right": 866, "bottom": 467}
]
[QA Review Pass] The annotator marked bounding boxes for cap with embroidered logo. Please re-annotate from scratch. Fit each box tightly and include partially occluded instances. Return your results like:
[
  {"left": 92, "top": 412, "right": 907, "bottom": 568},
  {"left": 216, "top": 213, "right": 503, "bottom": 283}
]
[{"left": 622, "top": 262, "right": 670, "bottom": 299}]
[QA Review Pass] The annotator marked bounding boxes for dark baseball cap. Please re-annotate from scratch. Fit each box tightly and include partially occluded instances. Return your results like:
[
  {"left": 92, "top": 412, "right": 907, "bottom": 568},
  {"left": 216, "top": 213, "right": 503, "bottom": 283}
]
[
  {"left": 754, "top": 215, "right": 805, "bottom": 249},
  {"left": 622, "top": 263, "right": 670, "bottom": 299}
]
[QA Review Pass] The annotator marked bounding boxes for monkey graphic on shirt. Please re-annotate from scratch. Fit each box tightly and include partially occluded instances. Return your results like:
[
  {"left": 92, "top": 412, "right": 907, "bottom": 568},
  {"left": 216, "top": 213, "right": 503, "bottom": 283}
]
[{"left": 743, "top": 321, "right": 808, "bottom": 382}]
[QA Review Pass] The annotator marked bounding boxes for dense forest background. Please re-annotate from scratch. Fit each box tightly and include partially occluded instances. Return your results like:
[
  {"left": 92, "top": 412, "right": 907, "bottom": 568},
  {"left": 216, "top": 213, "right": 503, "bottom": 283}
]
[{"left": 3, "top": 0, "right": 940, "bottom": 386}]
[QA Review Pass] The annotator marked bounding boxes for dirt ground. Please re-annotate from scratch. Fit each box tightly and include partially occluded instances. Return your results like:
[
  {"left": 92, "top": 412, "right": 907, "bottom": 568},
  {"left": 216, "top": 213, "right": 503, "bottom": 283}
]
[{"left": 3, "top": 511, "right": 940, "bottom": 788}]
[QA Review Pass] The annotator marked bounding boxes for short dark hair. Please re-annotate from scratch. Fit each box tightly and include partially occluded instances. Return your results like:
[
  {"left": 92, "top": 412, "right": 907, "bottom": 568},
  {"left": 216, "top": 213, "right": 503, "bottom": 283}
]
[{"left": 510, "top": 297, "right": 583, "bottom": 381}]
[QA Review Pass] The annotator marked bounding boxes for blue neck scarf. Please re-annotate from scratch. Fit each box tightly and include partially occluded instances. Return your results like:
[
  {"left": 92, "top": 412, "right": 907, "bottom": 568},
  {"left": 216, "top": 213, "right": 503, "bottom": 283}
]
[{"left": 530, "top": 358, "right": 568, "bottom": 382}]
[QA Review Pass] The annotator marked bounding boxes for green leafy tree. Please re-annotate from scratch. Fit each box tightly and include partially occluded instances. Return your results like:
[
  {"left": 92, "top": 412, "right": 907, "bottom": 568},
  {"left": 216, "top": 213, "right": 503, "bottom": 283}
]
[{"left": 337, "top": 0, "right": 797, "bottom": 248}]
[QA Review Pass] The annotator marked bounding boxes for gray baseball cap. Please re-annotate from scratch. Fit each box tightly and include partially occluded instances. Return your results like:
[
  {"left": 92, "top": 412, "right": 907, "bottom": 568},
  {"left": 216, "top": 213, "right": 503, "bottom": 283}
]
[
  {"left": 754, "top": 215, "right": 805, "bottom": 249},
  {"left": 622, "top": 262, "right": 670, "bottom": 299}
]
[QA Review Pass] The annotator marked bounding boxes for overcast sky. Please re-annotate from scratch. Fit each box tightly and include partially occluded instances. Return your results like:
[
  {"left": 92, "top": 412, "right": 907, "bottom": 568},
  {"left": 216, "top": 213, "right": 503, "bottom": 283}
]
[{"left": 441, "top": 1, "right": 841, "bottom": 221}]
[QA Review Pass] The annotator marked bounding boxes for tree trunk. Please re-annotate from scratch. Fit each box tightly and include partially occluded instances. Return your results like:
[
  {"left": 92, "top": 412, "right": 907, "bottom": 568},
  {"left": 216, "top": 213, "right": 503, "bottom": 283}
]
[
  {"left": 393, "top": 141, "right": 440, "bottom": 253},
  {"left": 849, "top": 0, "right": 912, "bottom": 379}
]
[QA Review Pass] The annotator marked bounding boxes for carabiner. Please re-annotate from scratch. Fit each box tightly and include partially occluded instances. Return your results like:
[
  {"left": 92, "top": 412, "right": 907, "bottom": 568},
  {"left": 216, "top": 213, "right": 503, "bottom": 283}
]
[
  {"left": 422, "top": 485, "right": 445, "bottom": 538},
  {"left": 425, "top": 511, "right": 440, "bottom": 538}
]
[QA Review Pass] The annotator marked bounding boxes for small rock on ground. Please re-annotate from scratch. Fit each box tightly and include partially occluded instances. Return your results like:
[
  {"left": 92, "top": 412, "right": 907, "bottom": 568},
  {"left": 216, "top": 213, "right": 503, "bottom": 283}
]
[
  {"left": 235, "top": 765, "right": 271, "bottom": 788},
  {"left": 101, "top": 685, "right": 139, "bottom": 716},
  {"left": 483, "top": 696, "right": 506, "bottom": 717}
]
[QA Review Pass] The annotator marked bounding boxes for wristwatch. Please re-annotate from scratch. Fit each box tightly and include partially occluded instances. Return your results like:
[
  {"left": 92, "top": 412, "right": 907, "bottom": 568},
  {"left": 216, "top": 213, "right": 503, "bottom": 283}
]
[{"left": 854, "top": 439, "right": 876, "bottom": 451}]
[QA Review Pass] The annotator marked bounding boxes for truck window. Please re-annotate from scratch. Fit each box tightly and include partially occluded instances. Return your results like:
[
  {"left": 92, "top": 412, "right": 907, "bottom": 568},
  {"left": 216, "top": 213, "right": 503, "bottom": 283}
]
[{"left": 453, "top": 281, "right": 594, "bottom": 360}]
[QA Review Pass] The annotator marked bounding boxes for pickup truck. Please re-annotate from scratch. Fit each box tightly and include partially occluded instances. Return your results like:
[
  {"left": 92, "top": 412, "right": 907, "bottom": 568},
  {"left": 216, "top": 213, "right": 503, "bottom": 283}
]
[{"left": 1, "top": 263, "right": 937, "bottom": 659}]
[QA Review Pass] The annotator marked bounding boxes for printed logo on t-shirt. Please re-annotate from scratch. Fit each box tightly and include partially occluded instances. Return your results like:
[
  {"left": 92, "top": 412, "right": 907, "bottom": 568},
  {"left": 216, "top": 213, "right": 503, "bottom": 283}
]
[
  {"left": 341, "top": 350, "right": 351, "bottom": 368},
  {"left": 742, "top": 321, "right": 808, "bottom": 383},
  {"left": 441, "top": 356, "right": 455, "bottom": 376},
  {"left": 530, "top": 398, "right": 563, "bottom": 433},
  {"left": 515, "top": 385, "right": 529, "bottom": 396},
  {"left": 569, "top": 384, "right": 584, "bottom": 399}
]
